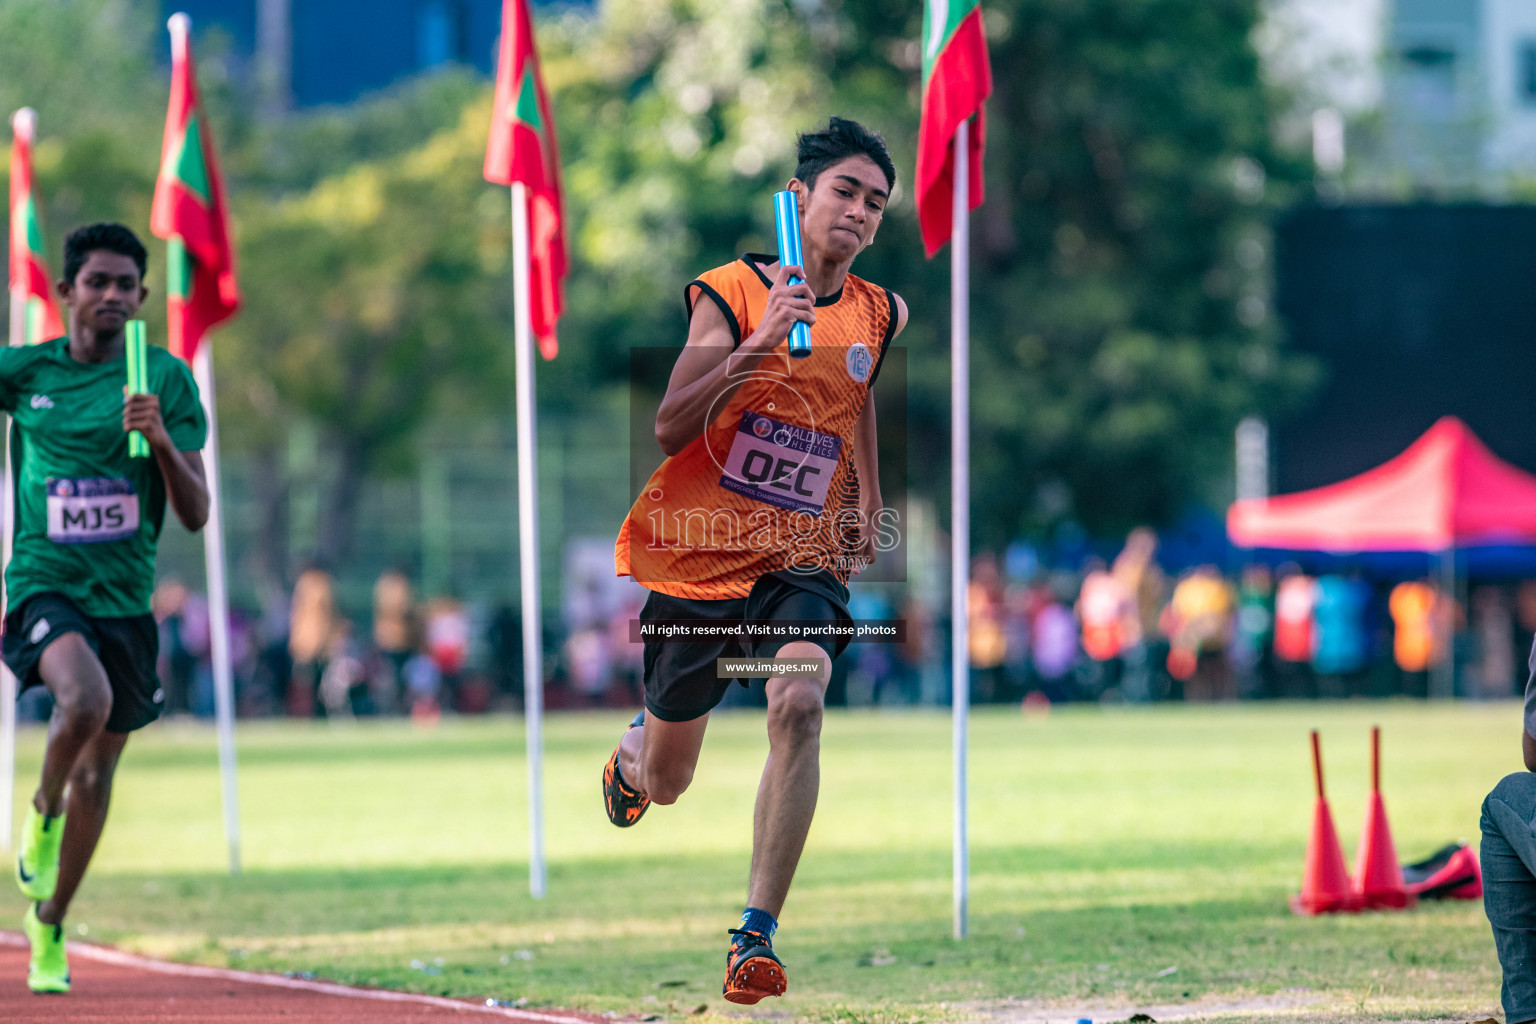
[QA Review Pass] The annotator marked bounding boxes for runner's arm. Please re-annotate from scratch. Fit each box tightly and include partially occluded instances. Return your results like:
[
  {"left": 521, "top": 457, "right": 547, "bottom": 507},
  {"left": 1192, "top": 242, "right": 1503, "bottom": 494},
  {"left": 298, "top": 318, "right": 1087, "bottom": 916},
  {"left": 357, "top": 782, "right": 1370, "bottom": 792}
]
[
  {"left": 124, "top": 392, "right": 210, "bottom": 531},
  {"left": 853, "top": 398, "right": 881, "bottom": 514},
  {"left": 854, "top": 293, "right": 907, "bottom": 502},
  {"left": 850, "top": 294, "right": 905, "bottom": 570},
  {"left": 655, "top": 265, "right": 815, "bottom": 456}
]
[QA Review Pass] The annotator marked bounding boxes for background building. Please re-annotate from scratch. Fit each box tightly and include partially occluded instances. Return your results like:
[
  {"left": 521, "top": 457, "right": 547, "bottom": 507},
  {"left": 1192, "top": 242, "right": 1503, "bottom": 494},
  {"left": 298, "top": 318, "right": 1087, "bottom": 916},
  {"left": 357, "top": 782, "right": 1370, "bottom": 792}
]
[
  {"left": 162, "top": 0, "right": 579, "bottom": 109},
  {"left": 1386, "top": 0, "right": 1536, "bottom": 183}
]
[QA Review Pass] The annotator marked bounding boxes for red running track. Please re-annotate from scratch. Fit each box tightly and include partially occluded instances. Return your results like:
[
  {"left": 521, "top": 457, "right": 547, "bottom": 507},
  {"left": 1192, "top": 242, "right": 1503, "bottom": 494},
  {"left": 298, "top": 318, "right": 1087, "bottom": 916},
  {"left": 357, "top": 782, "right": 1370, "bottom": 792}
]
[{"left": 0, "top": 932, "right": 611, "bottom": 1023}]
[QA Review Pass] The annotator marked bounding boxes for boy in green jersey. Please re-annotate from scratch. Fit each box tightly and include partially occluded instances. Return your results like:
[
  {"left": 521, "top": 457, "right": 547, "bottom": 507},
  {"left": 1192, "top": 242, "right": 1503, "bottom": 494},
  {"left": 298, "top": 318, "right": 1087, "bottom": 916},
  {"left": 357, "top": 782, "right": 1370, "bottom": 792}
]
[{"left": 5, "top": 224, "right": 209, "bottom": 994}]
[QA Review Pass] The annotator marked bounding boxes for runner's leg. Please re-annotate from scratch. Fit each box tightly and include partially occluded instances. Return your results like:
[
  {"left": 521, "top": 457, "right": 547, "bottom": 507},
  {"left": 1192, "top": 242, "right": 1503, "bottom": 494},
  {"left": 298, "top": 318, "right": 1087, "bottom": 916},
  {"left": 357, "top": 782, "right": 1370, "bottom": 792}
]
[
  {"left": 36, "top": 729, "right": 129, "bottom": 926},
  {"left": 623, "top": 712, "right": 710, "bottom": 805},
  {"left": 746, "top": 639, "right": 830, "bottom": 916},
  {"left": 32, "top": 634, "right": 112, "bottom": 818}
]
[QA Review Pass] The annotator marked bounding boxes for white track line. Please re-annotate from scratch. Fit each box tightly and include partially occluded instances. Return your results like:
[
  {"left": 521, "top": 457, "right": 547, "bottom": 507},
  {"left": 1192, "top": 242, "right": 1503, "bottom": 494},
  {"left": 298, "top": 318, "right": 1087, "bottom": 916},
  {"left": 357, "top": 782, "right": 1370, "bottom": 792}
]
[{"left": 0, "top": 931, "right": 597, "bottom": 1022}]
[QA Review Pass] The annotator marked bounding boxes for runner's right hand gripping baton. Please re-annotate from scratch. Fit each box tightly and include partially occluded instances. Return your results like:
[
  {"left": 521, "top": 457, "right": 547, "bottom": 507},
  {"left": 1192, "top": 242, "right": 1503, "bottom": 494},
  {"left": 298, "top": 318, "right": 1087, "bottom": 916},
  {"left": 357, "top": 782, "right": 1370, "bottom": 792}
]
[
  {"left": 773, "top": 190, "right": 812, "bottom": 359},
  {"left": 125, "top": 320, "right": 150, "bottom": 458}
]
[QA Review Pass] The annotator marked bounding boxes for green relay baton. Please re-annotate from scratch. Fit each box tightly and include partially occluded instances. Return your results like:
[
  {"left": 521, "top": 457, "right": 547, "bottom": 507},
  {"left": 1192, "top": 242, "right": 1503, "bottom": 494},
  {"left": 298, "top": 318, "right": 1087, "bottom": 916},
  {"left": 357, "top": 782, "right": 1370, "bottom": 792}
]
[{"left": 126, "top": 320, "right": 150, "bottom": 458}]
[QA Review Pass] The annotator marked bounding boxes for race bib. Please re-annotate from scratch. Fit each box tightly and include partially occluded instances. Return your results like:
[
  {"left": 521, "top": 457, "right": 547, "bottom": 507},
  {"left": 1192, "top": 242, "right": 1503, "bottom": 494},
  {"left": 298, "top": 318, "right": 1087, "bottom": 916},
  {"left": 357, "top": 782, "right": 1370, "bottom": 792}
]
[
  {"left": 47, "top": 477, "right": 140, "bottom": 544},
  {"left": 719, "top": 411, "right": 843, "bottom": 516}
]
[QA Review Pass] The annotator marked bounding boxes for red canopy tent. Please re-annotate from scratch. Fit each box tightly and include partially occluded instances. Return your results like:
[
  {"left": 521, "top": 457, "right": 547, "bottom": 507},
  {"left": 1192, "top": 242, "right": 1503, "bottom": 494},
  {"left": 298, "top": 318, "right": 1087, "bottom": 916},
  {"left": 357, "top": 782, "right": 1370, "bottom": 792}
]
[{"left": 1228, "top": 417, "right": 1536, "bottom": 551}]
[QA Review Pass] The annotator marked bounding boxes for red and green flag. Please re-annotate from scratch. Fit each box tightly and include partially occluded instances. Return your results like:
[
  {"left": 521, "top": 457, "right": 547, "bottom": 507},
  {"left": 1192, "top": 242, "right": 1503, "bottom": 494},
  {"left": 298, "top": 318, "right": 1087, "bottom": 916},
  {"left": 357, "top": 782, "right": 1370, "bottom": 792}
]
[
  {"left": 916, "top": 0, "right": 993, "bottom": 257},
  {"left": 151, "top": 13, "right": 239, "bottom": 364},
  {"left": 8, "top": 108, "right": 64, "bottom": 345},
  {"left": 484, "top": 0, "right": 566, "bottom": 360}
]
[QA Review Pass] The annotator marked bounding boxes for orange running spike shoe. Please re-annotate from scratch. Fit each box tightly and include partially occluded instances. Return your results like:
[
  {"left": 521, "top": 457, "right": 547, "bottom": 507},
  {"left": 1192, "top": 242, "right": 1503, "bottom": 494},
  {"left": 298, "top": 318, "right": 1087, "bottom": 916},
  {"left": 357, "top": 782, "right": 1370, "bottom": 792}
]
[
  {"left": 602, "top": 712, "right": 650, "bottom": 827},
  {"left": 722, "top": 929, "right": 787, "bottom": 1005}
]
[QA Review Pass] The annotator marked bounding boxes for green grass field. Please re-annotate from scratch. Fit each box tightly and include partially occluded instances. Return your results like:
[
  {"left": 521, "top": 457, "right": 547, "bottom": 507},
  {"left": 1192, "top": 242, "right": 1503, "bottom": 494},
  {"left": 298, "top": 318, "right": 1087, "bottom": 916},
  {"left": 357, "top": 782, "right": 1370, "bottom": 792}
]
[{"left": 0, "top": 702, "right": 1516, "bottom": 1022}]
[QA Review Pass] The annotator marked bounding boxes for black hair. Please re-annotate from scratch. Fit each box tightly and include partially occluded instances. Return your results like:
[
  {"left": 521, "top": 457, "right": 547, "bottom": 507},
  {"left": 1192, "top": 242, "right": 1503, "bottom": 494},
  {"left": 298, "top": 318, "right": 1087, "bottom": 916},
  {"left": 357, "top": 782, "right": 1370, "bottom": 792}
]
[
  {"left": 62, "top": 223, "right": 148, "bottom": 285},
  {"left": 795, "top": 117, "right": 896, "bottom": 194}
]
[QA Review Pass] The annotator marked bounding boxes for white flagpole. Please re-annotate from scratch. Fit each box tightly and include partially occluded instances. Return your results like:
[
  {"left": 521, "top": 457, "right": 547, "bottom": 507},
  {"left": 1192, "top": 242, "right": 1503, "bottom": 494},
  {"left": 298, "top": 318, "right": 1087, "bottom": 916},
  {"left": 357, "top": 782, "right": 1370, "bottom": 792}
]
[
  {"left": 511, "top": 182, "right": 546, "bottom": 899},
  {"left": 192, "top": 344, "right": 242, "bottom": 875},
  {"left": 167, "top": 12, "right": 240, "bottom": 876},
  {"left": 950, "top": 117, "right": 971, "bottom": 941},
  {"left": 2, "top": 106, "right": 38, "bottom": 850}
]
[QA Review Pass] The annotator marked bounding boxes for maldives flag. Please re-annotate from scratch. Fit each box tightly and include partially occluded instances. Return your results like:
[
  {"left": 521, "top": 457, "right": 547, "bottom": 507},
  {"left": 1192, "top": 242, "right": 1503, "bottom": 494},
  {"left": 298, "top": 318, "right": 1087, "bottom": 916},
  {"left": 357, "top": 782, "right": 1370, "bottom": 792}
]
[
  {"left": 484, "top": 0, "right": 566, "bottom": 360},
  {"left": 150, "top": 14, "right": 239, "bottom": 364},
  {"left": 915, "top": 0, "right": 993, "bottom": 257},
  {"left": 8, "top": 109, "right": 65, "bottom": 345}
]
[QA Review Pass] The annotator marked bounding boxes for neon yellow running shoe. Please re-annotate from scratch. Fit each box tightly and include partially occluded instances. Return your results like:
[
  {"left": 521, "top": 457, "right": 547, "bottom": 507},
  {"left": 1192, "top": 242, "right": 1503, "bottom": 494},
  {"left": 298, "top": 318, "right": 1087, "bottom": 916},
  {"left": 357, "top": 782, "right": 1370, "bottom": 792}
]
[
  {"left": 23, "top": 904, "right": 70, "bottom": 994},
  {"left": 15, "top": 805, "right": 64, "bottom": 902}
]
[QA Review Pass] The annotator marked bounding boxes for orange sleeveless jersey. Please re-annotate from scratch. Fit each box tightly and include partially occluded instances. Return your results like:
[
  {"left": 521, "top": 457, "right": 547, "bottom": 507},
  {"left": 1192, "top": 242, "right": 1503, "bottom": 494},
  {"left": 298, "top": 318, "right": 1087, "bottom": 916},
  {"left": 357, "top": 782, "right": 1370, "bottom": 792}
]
[{"left": 614, "top": 255, "right": 897, "bottom": 600}]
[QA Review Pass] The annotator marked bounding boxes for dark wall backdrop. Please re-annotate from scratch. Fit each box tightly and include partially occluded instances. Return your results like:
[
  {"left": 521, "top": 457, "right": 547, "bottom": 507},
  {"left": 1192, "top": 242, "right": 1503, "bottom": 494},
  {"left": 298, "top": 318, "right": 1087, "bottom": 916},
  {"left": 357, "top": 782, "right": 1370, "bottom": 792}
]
[{"left": 1274, "top": 204, "right": 1536, "bottom": 491}]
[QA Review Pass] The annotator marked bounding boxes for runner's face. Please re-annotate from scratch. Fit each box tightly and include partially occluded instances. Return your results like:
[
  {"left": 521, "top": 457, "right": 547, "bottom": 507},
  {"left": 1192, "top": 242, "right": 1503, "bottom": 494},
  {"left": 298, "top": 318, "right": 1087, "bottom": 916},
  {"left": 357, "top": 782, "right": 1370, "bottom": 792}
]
[
  {"left": 60, "top": 251, "right": 146, "bottom": 334},
  {"left": 796, "top": 155, "right": 888, "bottom": 263}
]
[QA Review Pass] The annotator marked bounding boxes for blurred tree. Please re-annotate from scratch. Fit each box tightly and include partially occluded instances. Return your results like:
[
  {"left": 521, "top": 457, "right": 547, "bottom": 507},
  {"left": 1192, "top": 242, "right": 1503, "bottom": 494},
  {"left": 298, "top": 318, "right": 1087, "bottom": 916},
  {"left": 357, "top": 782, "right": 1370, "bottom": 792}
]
[
  {"left": 527, "top": 0, "right": 1320, "bottom": 549},
  {"left": 215, "top": 101, "right": 519, "bottom": 571},
  {"left": 5, "top": 0, "right": 1324, "bottom": 588},
  {"left": 1, "top": 0, "right": 162, "bottom": 315},
  {"left": 0, "top": 1, "right": 161, "bottom": 142},
  {"left": 529, "top": 0, "right": 840, "bottom": 418},
  {"left": 820, "top": 0, "right": 1319, "bottom": 546}
]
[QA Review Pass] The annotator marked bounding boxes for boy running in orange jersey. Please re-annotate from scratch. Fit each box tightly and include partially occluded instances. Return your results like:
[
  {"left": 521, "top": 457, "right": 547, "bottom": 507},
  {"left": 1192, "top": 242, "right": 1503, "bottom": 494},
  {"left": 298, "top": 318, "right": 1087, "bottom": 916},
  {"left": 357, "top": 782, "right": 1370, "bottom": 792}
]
[{"left": 608, "top": 118, "right": 907, "bottom": 1004}]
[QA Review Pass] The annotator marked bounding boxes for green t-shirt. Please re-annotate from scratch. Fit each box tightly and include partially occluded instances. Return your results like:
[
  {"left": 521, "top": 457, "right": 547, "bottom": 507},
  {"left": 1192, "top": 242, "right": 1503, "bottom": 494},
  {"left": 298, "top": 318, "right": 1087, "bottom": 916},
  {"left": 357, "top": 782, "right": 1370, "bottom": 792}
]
[{"left": 0, "top": 338, "right": 207, "bottom": 618}]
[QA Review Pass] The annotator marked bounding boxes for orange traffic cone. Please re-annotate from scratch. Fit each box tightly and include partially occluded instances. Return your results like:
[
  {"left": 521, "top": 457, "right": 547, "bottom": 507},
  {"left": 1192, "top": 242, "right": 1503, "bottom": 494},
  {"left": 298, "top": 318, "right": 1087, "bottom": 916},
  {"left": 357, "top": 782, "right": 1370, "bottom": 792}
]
[
  {"left": 1292, "top": 731, "right": 1363, "bottom": 915},
  {"left": 1353, "top": 726, "right": 1415, "bottom": 910}
]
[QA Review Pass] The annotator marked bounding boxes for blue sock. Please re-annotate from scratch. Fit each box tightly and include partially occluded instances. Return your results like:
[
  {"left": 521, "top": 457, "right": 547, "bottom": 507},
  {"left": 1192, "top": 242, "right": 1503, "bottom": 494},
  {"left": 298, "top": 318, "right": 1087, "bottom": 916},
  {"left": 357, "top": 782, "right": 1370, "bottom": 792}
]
[{"left": 739, "top": 907, "right": 777, "bottom": 941}]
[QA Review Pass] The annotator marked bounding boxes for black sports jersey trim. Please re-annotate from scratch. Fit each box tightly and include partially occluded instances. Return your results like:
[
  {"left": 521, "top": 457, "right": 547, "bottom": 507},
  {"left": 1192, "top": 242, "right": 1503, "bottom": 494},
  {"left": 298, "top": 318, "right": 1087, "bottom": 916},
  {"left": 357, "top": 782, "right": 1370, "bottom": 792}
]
[
  {"left": 739, "top": 254, "right": 844, "bottom": 307},
  {"left": 742, "top": 253, "right": 776, "bottom": 288},
  {"left": 867, "top": 288, "right": 898, "bottom": 389},
  {"left": 684, "top": 280, "right": 742, "bottom": 349}
]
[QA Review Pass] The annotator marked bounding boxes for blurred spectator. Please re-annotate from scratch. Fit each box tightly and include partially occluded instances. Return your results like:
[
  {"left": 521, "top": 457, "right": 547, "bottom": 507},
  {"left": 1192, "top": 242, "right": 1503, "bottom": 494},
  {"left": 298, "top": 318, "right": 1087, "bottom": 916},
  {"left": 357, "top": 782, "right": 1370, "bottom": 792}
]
[
  {"left": 487, "top": 603, "right": 525, "bottom": 707},
  {"left": 609, "top": 587, "right": 647, "bottom": 706},
  {"left": 1312, "top": 573, "right": 1370, "bottom": 696},
  {"left": 1112, "top": 528, "right": 1164, "bottom": 702},
  {"left": 1472, "top": 586, "right": 1516, "bottom": 699},
  {"left": 1000, "top": 584, "right": 1031, "bottom": 700},
  {"left": 173, "top": 545, "right": 1536, "bottom": 717},
  {"left": 181, "top": 590, "right": 213, "bottom": 715},
  {"left": 425, "top": 596, "right": 469, "bottom": 707},
  {"left": 1029, "top": 578, "right": 1078, "bottom": 701},
  {"left": 153, "top": 580, "right": 196, "bottom": 715},
  {"left": 403, "top": 651, "right": 442, "bottom": 725},
  {"left": 319, "top": 620, "right": 373, "bottom": 717},
  {"left": 849, "top": 591, "right": 896, "bottom": 705},
  {"left": 249, "top": 582, "right": 293, "bottom": 716},
  {"left": 1273, "top": 566, "right": 1318, "bottom": 698},
  {"left": 1389, "top": 578, "right": 1438, "bottom": 697},
  {"left": 1233, "top": 564, "right": 1275, "bottom": 698},
  {"left": 967, "top": 555, "right": 1008, "bottom": 702},
  {"left": 1076, "top": 558, "right": 1131, "bottom": 698},
  {"left": 289, "top": 566, "right": 337, "bottom": 717},
  {"left": 1164, "top": 565, "right": 1235, "bottom": 701},
  {"left": 372, "top": 569, "right": 417, "bottom": 704},
  {"left": 892, "top": 596, "right": 931, "bottom": 705},
  {"left": 153, "top": 581, "right": 215, "bottom": 717},
  {"left": 1516, "top": 581, "right": 1536, "bottom": 695},
  {"left": 564, "top": 626, "right": 612, "bottom": 707}
]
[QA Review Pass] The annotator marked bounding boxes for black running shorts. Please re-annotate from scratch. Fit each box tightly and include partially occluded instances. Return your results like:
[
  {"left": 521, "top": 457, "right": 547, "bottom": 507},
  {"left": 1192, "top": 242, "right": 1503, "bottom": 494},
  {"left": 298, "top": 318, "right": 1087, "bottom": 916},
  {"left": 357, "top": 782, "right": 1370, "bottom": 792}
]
[
  {"left": 639, "top": 569, "right": 853, "bottom": 723},
  {"left": 3, "top": 592, "right": 163, "bottom": 734}
]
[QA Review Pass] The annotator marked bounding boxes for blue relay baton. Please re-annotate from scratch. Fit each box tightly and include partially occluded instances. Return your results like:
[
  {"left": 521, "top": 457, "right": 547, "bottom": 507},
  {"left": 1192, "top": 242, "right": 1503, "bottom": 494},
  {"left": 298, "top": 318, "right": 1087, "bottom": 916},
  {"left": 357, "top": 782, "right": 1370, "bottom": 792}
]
[{"left": 773, "top": 189, "right": 812, "bottom": 359}]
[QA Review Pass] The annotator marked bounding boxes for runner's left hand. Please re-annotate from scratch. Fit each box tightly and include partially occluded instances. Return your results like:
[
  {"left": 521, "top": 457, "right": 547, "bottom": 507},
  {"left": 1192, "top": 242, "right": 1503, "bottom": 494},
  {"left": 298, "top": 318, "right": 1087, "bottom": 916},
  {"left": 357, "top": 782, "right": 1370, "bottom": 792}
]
[{"left": 123, "top": 392, "right": 171, "bottom": 451}]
